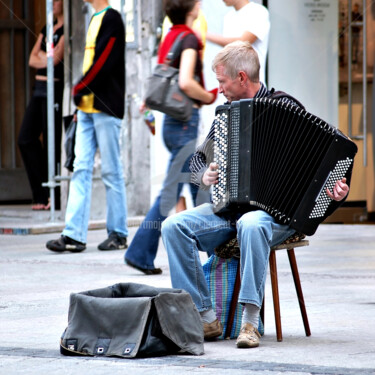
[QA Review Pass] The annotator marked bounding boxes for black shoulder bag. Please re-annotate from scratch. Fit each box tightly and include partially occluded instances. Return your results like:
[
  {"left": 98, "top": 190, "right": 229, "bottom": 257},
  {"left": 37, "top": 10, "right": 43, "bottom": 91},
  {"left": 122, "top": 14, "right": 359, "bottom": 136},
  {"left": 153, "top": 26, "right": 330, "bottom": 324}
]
[{"left": 64, "top": 114, "right": 77, "bottom": 172}]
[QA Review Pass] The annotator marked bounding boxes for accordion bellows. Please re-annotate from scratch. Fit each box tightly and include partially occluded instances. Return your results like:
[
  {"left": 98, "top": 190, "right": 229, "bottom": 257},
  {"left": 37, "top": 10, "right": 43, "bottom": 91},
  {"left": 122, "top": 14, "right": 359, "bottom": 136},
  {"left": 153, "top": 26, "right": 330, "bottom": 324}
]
[{"left": 213, "top": 98, "right": 358, "bottom": 235}]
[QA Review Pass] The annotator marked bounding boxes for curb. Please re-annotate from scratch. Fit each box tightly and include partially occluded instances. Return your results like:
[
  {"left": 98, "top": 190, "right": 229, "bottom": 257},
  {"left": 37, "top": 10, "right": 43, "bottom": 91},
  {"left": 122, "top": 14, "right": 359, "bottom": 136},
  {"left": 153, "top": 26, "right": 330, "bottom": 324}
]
[{"left": 0, "top": 216, "right": 144, "bottom": 235}]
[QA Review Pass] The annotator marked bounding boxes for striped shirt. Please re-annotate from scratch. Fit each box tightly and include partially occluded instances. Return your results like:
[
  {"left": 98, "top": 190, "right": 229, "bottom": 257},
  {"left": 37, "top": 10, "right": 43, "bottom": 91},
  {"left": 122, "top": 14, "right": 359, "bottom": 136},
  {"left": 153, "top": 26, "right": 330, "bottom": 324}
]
[{"left": 189, "top": 83, "right": 301, "bottom": 188}]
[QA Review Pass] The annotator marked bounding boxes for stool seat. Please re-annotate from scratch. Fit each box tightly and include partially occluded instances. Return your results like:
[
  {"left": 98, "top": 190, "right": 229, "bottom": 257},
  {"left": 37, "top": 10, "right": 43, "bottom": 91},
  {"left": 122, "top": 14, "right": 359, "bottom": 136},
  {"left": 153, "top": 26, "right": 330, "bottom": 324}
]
[
  {"left": 219, "top": 237, "right": 311, "bottom": 341},
  {"left": 271, "top": 239, "right": 309, "bottom": 251}
]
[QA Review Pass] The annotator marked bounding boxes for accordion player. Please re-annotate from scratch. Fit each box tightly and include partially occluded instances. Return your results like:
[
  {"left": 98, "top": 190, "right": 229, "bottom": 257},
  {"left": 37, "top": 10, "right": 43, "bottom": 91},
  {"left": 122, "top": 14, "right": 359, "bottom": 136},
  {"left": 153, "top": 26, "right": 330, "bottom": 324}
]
[{"left": 212, "top": 97, "right": 358, "bottom": 236}]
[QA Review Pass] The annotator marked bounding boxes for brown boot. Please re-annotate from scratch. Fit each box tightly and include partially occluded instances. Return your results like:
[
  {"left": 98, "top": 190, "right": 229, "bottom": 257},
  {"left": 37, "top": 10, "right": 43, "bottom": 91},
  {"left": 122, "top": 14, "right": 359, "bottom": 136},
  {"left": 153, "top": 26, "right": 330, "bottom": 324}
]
[{"left": 236, "top": 322, "right": 261, "bottom": 348}]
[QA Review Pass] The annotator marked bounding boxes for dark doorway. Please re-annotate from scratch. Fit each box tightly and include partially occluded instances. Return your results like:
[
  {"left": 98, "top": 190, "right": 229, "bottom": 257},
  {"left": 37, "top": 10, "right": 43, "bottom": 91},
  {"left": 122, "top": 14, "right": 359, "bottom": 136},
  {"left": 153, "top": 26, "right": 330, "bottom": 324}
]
[{"left": 0, "top": 0, "right": 45, "bottom": 202}]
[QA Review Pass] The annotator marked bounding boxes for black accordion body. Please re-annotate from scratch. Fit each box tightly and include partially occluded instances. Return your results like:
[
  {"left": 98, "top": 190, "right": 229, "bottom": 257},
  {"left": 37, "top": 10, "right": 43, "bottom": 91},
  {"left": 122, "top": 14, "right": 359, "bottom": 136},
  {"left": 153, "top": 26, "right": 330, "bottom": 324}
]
[{"left": 212, "top": 98, "right": 358, "bottom": 235}]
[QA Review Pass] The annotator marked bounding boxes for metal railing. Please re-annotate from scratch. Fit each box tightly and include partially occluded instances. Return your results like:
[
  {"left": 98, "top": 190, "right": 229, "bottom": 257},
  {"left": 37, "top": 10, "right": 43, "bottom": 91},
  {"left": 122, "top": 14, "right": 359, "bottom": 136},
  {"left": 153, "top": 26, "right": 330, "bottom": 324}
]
[{"left": 347, "top": 0, "right": 367, "bottom": 166}]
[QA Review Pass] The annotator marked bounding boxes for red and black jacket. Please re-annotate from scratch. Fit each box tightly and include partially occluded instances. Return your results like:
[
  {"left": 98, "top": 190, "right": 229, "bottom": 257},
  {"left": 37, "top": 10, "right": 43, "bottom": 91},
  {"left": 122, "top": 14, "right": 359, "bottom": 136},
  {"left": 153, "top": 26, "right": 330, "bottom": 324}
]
[{"left": 73, "top": 8, "right": 125, "bottom": 119}]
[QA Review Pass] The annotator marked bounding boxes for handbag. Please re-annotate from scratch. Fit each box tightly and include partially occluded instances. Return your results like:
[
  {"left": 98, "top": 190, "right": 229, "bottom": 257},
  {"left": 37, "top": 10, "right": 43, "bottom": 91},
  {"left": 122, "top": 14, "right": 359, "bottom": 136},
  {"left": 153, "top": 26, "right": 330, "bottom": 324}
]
[
  {"left": 145, "top": 32, "right": 193, "bottom": 122},
  {"left": 203, "top": 254, "right": 264, "bottom": 339},
  {"left": 60, "top": 283, "right": 204, "bottom": 358},
  {"left": 63, "top": 115, "right": 77, "bottom": 172}
]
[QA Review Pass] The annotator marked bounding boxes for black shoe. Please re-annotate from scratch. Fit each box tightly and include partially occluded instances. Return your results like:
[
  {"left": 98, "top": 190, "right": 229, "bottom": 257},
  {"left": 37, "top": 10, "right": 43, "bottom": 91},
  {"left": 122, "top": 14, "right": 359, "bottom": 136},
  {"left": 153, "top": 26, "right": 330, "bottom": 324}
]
[
  {"left": 125, "top": 258, "right": 162, "bottom": 275},
  {"left": 98, "top": 233, "right": 128, "bottom": 251},
  {"left": 46, "top": 235, "right": 86, "bottom": 253}
]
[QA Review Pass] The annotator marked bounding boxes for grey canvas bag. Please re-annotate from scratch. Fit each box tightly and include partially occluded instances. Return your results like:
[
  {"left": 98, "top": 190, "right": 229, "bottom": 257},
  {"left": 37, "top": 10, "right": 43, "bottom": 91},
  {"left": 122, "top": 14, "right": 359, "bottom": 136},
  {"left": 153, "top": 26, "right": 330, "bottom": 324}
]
[
  {"left": 60, "top": 283, "right": 204, "bottom": 358},
  {"left": 145, "top": 32, "right": 194, "bottom": 122}
]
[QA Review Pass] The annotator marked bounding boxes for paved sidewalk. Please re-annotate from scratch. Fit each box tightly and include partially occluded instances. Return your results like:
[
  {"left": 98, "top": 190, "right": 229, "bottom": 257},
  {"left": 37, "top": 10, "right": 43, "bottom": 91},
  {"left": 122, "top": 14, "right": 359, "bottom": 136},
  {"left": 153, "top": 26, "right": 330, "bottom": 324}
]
[{"left": 1, "top": 218, "right": 375, "bottom": 374}]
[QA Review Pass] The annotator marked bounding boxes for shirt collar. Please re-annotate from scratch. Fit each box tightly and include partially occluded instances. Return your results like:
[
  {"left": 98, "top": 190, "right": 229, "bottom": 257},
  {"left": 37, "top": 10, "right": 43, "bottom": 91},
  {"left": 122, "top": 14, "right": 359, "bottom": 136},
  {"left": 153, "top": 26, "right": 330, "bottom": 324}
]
[{"left": 254, "top": 82, "right": 268, "bottom": 99}]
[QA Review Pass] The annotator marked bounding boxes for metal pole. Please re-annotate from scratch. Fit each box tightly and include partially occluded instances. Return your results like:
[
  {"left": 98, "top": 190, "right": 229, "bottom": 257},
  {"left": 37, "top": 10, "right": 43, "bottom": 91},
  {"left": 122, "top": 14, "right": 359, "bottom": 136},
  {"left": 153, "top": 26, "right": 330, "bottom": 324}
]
[
  {"left": 10, "top": 0, "right": 15, "bottom": 168},
  {"left": 362, "top": 0, "right": 367, "bottom": 166},
  {"left": 348, "top": 0, "right": 367, "bottom": 165},
  {"left": 348, "top": 0, "right": 353, "bottom": 139},
  {"left": 46, "top": 0, "right": 56, "bottom": 221}
]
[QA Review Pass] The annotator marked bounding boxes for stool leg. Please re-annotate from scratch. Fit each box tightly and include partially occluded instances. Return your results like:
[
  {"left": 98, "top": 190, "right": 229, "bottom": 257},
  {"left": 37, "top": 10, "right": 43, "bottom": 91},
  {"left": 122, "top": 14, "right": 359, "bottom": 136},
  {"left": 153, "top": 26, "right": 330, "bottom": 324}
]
[
  {"left": 269, "top": 250, "right": 283, "bottom": 341},
  {"left": 225, "top": 259, "right": 241, "bottom": 339},
  {"left": 287, "top": 249, "right": 311, "bottom": 337}
]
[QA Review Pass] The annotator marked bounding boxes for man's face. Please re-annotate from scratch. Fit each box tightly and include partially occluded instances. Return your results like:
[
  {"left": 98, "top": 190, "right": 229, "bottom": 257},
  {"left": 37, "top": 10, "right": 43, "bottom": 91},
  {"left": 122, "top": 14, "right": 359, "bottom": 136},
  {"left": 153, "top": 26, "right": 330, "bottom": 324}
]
[{"left": 215, "top": 65, "right": 244, "bottom": 103}]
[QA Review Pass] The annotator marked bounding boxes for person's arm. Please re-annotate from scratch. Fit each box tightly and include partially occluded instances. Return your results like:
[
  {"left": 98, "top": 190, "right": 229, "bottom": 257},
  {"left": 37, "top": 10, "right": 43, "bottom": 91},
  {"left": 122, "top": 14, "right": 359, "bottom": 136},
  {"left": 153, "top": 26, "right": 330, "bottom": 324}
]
[
  {"left": 73, "top": 10, "right": 124, "bottom": 103},
  {"left": 206, "top": 30, "right": 257, "bottom": 47},
  {"left": 190, "top": 123, "right": 216, "bottom": 188},
  {"left": 29, "top": 30, "right": 64, "bottom": 69},
  {"left": 29, "top": 33, "right": 46, "bottom": 69},
  {"left": 178, "top": 48, "right": 215, "bottom": 104},
  {"left": 52, "top": 34, "right": 65, "bottom": 66}
]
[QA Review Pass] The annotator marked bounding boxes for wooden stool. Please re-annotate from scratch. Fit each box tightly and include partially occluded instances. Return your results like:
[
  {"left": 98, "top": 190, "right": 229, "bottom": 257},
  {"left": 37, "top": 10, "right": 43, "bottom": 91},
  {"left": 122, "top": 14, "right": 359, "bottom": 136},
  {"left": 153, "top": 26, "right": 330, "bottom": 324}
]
[{"left": 224, "top": 239, "right": 311, "bottom": 341}]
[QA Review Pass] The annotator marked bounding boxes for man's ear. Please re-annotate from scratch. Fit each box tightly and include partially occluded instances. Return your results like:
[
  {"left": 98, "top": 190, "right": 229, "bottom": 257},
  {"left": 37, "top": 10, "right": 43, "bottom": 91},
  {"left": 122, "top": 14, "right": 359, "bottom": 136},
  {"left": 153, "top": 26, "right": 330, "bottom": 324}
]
[{"left": 238, "top": 71, "right": 248, "bottom": 86}]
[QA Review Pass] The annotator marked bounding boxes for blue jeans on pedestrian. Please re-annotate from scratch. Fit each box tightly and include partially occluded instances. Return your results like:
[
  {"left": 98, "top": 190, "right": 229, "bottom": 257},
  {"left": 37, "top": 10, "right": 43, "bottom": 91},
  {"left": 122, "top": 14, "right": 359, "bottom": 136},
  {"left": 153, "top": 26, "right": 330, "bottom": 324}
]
[
  {"left": 125, "top": 109, "right": 210, "bottom": 270},
  {"left": 161, "top": 203, "right": 295, "bottom": 312},
  {"left": 62, "top": 110, "right": 128, "bottom": 243}
]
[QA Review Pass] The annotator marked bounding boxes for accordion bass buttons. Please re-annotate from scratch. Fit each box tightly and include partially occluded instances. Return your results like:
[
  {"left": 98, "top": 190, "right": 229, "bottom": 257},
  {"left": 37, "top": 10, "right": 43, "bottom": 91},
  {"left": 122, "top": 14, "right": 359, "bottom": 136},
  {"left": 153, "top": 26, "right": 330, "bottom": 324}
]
[{"left": 213, "top": 111, "right": 230, "bottom": 206}]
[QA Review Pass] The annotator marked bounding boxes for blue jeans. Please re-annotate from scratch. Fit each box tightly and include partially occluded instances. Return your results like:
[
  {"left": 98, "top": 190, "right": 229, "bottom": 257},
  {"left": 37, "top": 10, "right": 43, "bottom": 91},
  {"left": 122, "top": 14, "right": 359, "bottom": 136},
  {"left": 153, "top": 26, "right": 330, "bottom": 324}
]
[
  {"left": 125, "top": 109, "right": 210, "bottom": 269},
  {"left": 62, "top": 111, "right": 128, "bottom": 243},
  {"left": 161, "top": 203, "right": 295, "bottom": 311}
]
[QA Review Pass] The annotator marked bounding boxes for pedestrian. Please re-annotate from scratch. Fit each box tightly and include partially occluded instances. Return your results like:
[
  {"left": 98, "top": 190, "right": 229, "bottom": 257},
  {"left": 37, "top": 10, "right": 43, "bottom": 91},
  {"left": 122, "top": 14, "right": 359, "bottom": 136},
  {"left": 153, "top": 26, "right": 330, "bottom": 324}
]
[
  {"left": 206, "top": 0, "right": 270, "bottom": 84},
  {"left": 161, "top": 6, "right": 208, "bottom": 213},
  {"left": 18, "top": 0, "right": 64, "bottom": 211},
  {"left": 124, "top": 0, "right": 217, "bottom": 275},
  {"left": 46, "top": 0, "right": 128, "bottom": 253},
  {"left": 161, "top": 41, "right": 350, "bottom": 348}
]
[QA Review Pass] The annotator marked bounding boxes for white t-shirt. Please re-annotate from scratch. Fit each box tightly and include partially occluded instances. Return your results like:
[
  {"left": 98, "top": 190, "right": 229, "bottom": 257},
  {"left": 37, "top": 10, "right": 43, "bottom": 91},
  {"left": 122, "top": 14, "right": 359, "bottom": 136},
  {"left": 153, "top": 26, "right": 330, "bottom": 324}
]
[{"left": 223, "top": 2, "right": 270, "bottom": 84}]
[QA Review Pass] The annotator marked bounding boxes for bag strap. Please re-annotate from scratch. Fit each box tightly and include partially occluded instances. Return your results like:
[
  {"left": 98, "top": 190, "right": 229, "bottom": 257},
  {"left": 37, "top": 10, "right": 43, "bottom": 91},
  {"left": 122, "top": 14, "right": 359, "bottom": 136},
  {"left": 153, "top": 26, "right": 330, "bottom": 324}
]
[
  {"left": 267, "top": 87, "right": 306, "bottom": 110},
  {"left": 165, "top": 31, "right": 191, "bottom": 66}
]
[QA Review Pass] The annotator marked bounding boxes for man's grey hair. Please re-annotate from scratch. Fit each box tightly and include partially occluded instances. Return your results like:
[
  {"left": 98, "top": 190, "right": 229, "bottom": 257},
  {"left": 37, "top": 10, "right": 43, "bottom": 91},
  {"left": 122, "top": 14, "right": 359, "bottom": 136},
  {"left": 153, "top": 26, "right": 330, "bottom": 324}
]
[{"left": 212, "top": 41, "right": 260, "bottom": 83}]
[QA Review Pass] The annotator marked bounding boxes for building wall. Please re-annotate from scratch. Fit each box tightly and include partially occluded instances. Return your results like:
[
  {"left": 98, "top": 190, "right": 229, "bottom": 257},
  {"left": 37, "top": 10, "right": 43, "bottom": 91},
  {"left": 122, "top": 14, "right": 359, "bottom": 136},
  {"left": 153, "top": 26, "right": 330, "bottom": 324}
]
[
  {"left": 268, "top": 0, "right": 339, "bottom": 126},
  {"left": 124, "top": 0, "right": 163, "bottom": 216}
]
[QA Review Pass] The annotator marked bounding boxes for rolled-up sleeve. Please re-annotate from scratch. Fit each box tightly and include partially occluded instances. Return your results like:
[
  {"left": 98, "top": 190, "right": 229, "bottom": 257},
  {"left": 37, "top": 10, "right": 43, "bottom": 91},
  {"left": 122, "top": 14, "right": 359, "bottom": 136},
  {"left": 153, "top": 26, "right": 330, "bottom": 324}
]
[{"left": 189, "top": 123, "right": 215, "bottom": 189}]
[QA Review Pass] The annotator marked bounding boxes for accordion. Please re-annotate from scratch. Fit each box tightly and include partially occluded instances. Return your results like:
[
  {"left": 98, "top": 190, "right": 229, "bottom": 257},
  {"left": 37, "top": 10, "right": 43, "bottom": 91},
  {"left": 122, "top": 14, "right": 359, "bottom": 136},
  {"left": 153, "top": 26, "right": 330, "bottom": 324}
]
[{"left": 212, "top": 98, "right": 358, "bottom": 235}]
